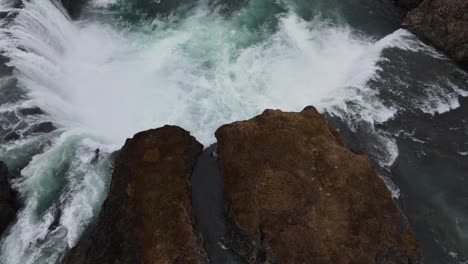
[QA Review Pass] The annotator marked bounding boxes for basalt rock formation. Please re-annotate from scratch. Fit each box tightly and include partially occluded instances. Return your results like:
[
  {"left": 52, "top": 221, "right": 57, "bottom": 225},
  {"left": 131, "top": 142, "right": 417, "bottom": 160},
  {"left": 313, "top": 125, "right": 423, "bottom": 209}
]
[
  {"left": 215, "top": 106, "right": 421, "bottom": 264},
  {"left": 402, "top": 0, "right": 468, "bottom": 68},
  {"left": 65, "top": 126, "right": 207, "bottom": 264},
  {"left": 0, "top": 161, "right": 17, "bottom": 237}
]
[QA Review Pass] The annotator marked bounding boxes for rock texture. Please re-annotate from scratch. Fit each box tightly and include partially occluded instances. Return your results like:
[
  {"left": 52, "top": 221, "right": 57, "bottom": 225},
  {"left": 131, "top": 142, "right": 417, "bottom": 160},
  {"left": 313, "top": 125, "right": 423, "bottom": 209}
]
[
  {"left": 0, "top": 161, "right": 16, "bottom": 237},
  {"left": 402, "top": 0, "right": 468, "bottom": 68},
  {"left": 215, "top": 106, "right": 421, "bottom": 264},
  {"left": 65, "top": 126, "right": 207, "bottom": 264}
]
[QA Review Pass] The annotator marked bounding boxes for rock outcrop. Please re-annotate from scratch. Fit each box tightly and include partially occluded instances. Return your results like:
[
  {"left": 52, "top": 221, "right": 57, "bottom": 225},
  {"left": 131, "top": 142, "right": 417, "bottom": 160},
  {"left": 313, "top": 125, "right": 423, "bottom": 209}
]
[
  {"left": 65, "top": 126, "right": 207, "bottom": 264},
  {"left": 18, "top": 107, "right": 44, "bottom": 116},
  {"left": 215, "top": 106, "right": 421, "bottom": 263},
  {"left": 0, "top": 161, "right": 16, "bottom": 237},
  {"left": 402, "top": 0, "right": 468, "bottom": 68},
  {"left": 24, "top": 122, "right": 56, "bottom": 135}
]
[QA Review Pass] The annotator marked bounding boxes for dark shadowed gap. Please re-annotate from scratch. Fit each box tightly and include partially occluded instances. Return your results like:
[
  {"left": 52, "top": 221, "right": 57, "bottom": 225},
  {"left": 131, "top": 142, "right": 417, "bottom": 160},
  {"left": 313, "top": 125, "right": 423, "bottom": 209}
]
[{"left": 191, "top": 144, "right": 246, "bottom": 264}]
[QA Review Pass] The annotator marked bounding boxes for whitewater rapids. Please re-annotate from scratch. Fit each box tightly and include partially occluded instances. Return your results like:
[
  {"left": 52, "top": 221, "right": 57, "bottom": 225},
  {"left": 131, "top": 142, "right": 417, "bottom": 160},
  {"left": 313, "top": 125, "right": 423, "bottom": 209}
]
[{"left": 0, "top": 0, "right": 467, "bottom": 263}]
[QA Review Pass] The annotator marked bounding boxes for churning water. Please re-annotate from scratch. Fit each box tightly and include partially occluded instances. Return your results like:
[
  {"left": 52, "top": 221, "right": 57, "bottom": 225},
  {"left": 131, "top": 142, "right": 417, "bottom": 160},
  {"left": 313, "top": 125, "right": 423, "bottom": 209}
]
[{"left": 0, "top": 0, "right": 467, "bottom": 263}]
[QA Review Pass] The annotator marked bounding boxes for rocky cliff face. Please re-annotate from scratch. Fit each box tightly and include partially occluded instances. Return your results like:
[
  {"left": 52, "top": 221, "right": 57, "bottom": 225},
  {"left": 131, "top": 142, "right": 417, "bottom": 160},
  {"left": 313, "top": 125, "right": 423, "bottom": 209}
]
[
  {"left": 65, "top": 126, "right": 207, "bottom": 264},
  {"left": 0, "top": 162, "right": 16, "bottom": 237},
  {"left": 215, "top": 106, "right": 421, "bottom": 264},
  {"left": 402, "top": 0, "right": 468, "bottom": 68}
]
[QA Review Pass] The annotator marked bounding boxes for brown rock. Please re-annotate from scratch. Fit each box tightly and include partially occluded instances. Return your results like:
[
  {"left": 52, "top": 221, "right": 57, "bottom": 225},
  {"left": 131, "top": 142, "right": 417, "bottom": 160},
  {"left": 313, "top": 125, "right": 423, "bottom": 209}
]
[
  {"left": 402, "top": 0, "right": 468, "bottom": 68},
  {"left": 65, "top": 126, "right": 207, "bottom": 264},
  {"left": 215, "top": 106, "right": 421, "bottom": 264}
]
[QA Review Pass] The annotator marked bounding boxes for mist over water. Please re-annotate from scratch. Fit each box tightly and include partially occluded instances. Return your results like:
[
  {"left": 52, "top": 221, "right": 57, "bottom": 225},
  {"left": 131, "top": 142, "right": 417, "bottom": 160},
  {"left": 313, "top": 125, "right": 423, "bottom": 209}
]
[{"left": 0, "top": 0, "right": 467, "bottom": 263}]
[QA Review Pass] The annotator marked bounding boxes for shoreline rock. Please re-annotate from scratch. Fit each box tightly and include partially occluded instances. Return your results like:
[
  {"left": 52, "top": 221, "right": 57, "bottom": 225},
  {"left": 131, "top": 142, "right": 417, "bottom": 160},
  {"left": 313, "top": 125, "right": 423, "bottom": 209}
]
[
  {"left": 215, "top": 106, "right": 421, "bottom": 263},
  {"left": 402, "top": 0, "right": 468, "bottom": 69},
  {"left": 65, "top": 108, "right": 421, "bottom": 263},
  {"left": 65, "top": 126, "right": 207, "bottom": 264}
]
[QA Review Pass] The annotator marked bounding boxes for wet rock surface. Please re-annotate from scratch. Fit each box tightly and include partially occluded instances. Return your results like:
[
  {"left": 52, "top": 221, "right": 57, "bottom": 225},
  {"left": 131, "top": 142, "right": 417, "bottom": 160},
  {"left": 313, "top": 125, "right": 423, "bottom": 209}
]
[
  {"left": 191, "top": 145, "right": 246, "bottom": 264},
  {"left": 2, "top": 131, "right": 20, "bottom": 142},
  {"left": 0, "top": 162, "right": 17, "bottom": 237},
  {"left": 402, "top": 0, "right": 468, "bottom": 68},
  {"left": 18, "top": 107, "right": 44, "bottom": 116},
  {"left": 65, "top": 126, "right": 207, "bottom": 264},
  {"left": 24, "top": 122, "right": 56, "bottom": 135},
  {"left": 215, "top": 106, "right": 421, "bottom": 264}
]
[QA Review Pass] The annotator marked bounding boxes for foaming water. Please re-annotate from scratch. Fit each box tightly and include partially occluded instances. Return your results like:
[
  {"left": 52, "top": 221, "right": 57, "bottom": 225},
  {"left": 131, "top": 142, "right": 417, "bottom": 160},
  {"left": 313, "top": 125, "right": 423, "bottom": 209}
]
[
  {"left": 2, "top": 0, "right": 382, "bottom": 145},
  {"left": 0, "top": 0, "right": 467, "bottom": 263}
]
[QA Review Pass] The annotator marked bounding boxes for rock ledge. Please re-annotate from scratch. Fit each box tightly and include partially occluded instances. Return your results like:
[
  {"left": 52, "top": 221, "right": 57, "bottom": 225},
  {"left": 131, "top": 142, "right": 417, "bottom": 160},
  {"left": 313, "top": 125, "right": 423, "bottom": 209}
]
[{"left": 215, "top": 106, "right": 421, "bottom": 263}]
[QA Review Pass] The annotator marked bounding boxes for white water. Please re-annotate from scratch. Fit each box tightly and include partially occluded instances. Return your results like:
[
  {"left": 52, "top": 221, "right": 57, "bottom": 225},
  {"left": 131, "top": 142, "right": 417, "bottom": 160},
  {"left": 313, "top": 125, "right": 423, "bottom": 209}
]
[
  {"left": 2, "top": 1, "right": 381, "bottom": 145},
  {"left": 0, "top": 0, "right": 467, "bottom": 263}
]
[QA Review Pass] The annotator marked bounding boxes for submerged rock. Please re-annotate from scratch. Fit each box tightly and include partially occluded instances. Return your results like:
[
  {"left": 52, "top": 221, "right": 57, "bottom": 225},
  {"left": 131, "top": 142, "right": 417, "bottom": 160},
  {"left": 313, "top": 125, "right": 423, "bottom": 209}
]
[
  {"left": 18, "top": 107, "right": 44, "bottom": 116},
  {"left": 3, "top": 131, "right": 20, "bottom": 142},
  {"left": 0, "top": 162, "right": 17, "bottom": 237},
  {"left": 0, "top": 55, "right": 13, "bottom": 78},
  {"left": 24, "top": 122, "right": 56, "bottom": 135},
  {"left": 65, "top": 126, "right": 207, "bottom": 264},
  {"left": 215, "top": 106, "right": 421, "bottom": 263},
  {"left": 402, "top": 0, "right": 468, "bottom": 68}
]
